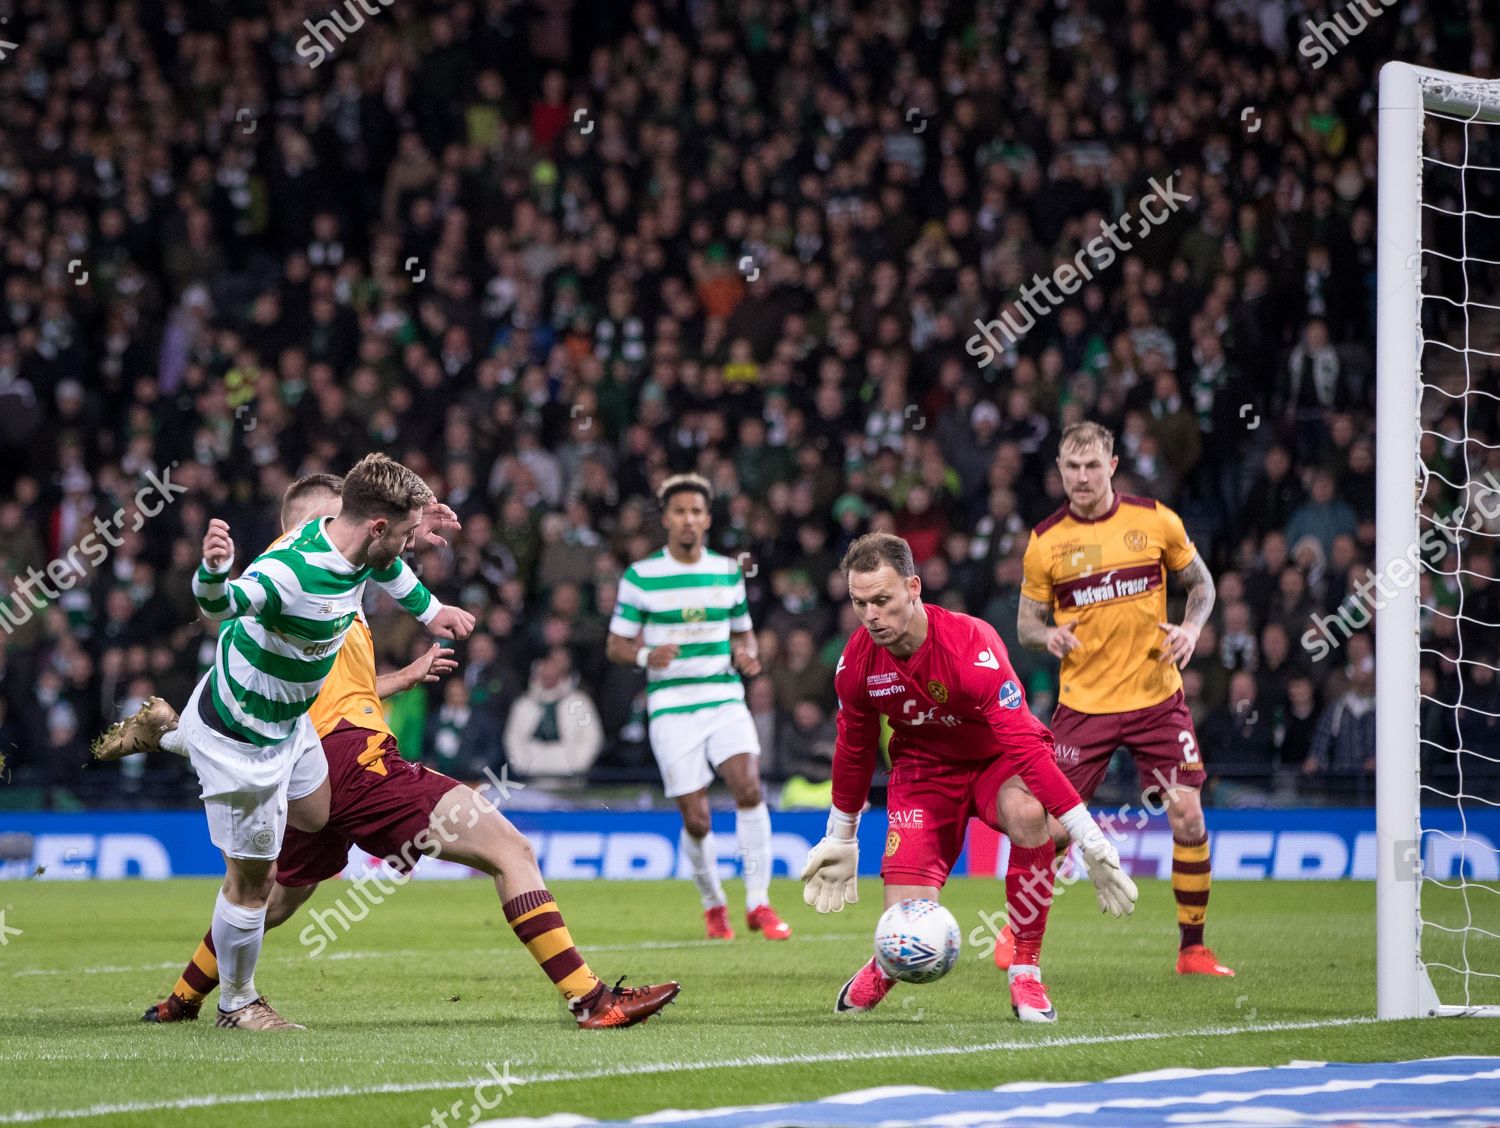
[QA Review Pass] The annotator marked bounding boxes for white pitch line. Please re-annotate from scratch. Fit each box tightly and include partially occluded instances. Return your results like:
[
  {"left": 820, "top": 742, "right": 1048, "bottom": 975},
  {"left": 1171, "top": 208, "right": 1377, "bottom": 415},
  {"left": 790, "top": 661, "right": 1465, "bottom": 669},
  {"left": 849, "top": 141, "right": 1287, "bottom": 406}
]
[
  {"left": 9, "top": 933, "right": 864, "bottom": 978},
  {"left": 0, "top": 1016, "right": 1384, "bottom": 1124}
]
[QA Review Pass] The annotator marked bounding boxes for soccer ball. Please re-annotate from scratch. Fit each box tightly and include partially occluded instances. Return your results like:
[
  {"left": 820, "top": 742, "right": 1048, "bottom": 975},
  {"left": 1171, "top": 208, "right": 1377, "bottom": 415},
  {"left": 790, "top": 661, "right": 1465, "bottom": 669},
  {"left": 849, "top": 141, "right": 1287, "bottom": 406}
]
[{"left": 873, "top": 898, "right": 961, "bottom": 984}]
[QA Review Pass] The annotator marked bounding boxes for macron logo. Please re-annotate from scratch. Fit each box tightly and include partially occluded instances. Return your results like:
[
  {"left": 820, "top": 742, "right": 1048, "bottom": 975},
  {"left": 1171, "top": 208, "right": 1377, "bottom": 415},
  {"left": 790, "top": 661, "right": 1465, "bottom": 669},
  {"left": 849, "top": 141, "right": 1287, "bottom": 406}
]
[{"left": 974, "top": 650, "right": 1000, "bottom": 670}]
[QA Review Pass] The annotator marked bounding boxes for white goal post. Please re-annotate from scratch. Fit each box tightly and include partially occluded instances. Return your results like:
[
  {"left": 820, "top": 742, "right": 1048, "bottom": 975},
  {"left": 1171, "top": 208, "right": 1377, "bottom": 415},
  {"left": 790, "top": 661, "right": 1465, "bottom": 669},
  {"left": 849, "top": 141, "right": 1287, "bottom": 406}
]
[{"left": 1377, "top": 61, "right": 1500, "bottom": 1020}]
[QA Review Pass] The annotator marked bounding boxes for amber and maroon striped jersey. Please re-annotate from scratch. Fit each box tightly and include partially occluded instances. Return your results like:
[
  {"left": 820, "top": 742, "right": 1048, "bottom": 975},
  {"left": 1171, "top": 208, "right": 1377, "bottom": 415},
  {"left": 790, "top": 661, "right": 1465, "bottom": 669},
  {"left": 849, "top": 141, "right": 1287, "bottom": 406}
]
[{"left": 1022, "top": 493, "right": 1199, "bottom": 715}]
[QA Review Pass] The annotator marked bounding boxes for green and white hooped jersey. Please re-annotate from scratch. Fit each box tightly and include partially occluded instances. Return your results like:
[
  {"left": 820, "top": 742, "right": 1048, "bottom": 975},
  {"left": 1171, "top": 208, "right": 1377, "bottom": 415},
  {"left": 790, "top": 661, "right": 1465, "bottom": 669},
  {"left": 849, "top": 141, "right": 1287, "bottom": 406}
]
[
  {"left": 192, "top": 516, "right": 439, "bottom": 746},
  {"left": 610, "top": 548, "right": 753, "bottom": 720}
]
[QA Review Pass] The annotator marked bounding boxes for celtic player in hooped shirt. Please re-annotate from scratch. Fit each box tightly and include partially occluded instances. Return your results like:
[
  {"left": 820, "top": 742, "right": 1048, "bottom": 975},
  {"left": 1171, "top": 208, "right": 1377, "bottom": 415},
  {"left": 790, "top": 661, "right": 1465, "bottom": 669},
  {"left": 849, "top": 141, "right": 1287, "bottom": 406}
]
[
  {"left": 608, "top": 473, "right": 792, "bottom": 944},
  {"left": 188, "top": 453, "right": 473, "bottom": 1030},
  {"left": 106, "top": 472, "right": 679, "bottom": 1031},
  {"left": 800, "top": 532, "right": 1139, "bottom": 1024}
]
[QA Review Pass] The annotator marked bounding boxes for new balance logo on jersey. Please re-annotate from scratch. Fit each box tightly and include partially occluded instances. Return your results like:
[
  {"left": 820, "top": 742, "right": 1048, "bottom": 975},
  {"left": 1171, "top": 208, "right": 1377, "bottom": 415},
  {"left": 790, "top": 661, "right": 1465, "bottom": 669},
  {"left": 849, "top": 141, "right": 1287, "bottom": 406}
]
[{"left": 974, "top": 649, "right": 1001, "bottom": 670}]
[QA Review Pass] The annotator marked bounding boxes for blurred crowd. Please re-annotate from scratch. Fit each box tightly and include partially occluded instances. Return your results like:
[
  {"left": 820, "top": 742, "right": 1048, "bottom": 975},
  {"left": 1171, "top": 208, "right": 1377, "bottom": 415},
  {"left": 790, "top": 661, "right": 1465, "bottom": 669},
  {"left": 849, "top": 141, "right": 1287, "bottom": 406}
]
[{"left": 0, "top": 0, "right": 1496, "bottom": 810}]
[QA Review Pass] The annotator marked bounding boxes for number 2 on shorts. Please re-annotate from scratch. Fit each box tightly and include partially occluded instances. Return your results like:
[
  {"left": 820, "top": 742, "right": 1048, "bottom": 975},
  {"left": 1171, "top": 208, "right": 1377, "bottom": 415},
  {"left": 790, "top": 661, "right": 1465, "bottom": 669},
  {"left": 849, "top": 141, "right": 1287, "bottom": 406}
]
[{"left": 1179, "top": 729, "right": 1199, "bottom": 764}]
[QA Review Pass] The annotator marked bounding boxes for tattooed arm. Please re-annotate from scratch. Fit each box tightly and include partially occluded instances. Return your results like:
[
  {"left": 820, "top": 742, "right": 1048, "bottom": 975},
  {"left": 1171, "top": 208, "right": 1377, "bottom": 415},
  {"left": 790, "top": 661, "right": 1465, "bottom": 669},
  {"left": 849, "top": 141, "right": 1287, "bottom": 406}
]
[
  {"left": 1158, "top": 555, "right": 1216, "bottom": 667},
  {"left": 1018, "top": 595, "right": 1081, "bottom": 658}
]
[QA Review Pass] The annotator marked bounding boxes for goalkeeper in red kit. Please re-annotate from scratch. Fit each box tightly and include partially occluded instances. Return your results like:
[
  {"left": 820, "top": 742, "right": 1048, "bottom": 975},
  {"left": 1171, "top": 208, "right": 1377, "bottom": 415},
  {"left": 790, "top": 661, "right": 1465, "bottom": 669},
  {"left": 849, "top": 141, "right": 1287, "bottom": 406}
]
[{"left": 800, "top": 533, "right": 1138, "bottom": 1023}]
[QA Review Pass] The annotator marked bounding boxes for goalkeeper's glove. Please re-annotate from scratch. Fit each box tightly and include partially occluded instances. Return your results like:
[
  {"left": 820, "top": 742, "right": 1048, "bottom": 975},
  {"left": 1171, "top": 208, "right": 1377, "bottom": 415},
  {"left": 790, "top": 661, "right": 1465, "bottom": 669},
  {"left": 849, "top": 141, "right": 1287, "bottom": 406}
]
[
  {"left": 1079, "top": 833, "right": 1138, "bottom": 917},
  {"left": 800, "top": 807, "right": 860, "bottom": 913},
  {"left": 1057, "top": 804, "right": 1138, "bottom": 917}
]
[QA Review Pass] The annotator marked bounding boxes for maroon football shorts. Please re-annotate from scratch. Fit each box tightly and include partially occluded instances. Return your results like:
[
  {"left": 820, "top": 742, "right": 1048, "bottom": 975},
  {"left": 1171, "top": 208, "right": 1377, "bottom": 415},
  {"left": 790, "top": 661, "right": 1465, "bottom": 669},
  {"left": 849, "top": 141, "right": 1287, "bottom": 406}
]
[
  {"left": 276, "top": 722, "right": 462, "bottom": 887},
  {"left": 881, "top": 732, "right": 1055, "bottom": 889},
  {"left": 1049, "top": 689, "right": 1206, "bottom": 804}
]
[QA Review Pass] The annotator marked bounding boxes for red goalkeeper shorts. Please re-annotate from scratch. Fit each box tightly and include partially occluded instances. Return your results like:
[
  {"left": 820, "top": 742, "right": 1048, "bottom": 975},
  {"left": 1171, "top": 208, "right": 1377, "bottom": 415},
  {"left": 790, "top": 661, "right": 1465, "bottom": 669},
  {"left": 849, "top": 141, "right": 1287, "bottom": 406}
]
[
  {"left": 881, "top": 744, "right": 1029, "bottom": 889},
  {"left": 276, "top": 722, "right": 461, "bottom": 887}
]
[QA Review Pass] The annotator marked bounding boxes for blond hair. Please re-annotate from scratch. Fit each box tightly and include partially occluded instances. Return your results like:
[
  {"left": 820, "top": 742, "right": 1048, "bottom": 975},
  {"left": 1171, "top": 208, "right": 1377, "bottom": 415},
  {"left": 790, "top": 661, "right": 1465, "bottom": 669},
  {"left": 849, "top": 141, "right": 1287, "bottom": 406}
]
[
  {"left": 1058, "top": 421, "right": 1115, "bottom": 459},
  {"left": 339, "top": 454, "right": 433, "bottom": 521},
  {"left": 657, "top": 472, "right": 713, "bottom": 508}
]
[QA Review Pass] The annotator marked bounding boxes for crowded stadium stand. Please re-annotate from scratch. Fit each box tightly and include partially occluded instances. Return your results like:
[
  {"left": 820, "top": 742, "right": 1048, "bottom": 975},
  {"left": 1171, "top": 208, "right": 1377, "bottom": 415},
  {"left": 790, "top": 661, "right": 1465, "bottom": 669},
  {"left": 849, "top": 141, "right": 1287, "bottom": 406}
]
[{"left": 0, "top": 0, "right": 1491, "bottom": 814}]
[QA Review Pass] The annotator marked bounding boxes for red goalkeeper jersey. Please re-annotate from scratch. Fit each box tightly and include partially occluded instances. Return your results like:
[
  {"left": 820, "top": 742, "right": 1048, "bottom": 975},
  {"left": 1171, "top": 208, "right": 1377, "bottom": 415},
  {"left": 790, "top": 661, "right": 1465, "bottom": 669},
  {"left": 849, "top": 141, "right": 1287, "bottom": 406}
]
[{"left": 831, "top": 604, "right": 1079, "bottom": 816}]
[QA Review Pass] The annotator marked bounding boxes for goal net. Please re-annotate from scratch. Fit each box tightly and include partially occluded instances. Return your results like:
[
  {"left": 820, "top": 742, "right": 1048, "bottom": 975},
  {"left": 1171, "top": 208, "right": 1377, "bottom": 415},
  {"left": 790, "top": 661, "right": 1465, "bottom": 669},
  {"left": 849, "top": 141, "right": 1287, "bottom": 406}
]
[{"left": 1378, "top": 62, "right": 1500, "bottom": 1019}]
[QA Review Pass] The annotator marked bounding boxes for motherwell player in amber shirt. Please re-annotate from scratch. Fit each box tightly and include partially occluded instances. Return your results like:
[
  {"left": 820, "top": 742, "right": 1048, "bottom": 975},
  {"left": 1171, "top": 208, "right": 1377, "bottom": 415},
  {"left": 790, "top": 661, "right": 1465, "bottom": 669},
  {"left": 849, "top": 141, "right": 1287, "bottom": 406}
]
[
  {"left": 1013, "top": 422, "right": 1233, "bottom": 978},
  {"left": 102, "top": 473, "right": 678, "bottom": 1029},
  {"left": 800, "top": 533, "right": 1139, "bottom": 1024}
]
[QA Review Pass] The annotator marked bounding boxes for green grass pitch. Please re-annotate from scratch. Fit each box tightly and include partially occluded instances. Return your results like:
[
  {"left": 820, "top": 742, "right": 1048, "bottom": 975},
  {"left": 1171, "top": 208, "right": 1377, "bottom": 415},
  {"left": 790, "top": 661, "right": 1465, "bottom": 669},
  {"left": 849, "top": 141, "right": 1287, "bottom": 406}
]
[{"left": 3, "top": 877, "right": 1498, "bottom": 1126}]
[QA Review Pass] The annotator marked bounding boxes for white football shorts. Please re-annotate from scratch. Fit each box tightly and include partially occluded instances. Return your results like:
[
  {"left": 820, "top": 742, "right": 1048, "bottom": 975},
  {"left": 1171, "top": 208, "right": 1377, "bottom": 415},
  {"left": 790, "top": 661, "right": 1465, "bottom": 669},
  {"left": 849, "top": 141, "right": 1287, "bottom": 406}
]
[
  {"left": 180, "top": 675, "right": 328, "bottom": 860},
  {"left": 648, "top": 701, "right": 760, "bottom": 798}
]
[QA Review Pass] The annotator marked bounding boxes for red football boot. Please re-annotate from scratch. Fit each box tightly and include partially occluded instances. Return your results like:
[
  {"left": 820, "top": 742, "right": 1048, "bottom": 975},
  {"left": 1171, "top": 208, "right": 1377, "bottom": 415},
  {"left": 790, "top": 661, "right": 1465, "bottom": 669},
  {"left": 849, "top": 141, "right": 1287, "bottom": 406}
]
[
  {"left": 835, "top": 957, "right": 895, "bottom": 1014},
  {"left": 1009, "top": 972, "right": 1057, "bottom": 1023},
  {"left": 1176, "top": 945, "right": 1235, "bottom": 976},
  {"left": 141, "top": 994, "right": 201, "bottom": 1023},
  {"left": 992, "top": 923, "right": 1016, "bottom": 970},
  {"left": 746, "top": 903, "right": 792, "bottom": 940},
  {"left": 571, "top": 978, "right": 681, "bottom": 1029},
  {"left": 704, "top": 904, "right": 735, "bottom": 940}
]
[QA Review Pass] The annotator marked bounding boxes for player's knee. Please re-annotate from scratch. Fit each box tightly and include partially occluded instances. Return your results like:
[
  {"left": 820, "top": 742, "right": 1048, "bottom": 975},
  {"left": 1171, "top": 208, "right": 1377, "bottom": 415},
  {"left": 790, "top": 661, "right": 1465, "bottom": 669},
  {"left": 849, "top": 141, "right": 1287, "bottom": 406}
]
[
  {"left": 1173, "top": 809, "right": 1207, "bottom": 841},
  {"left": 224, "top": 867, "right": 274, "bottom": 907},
  {"left": 999, "top": 788, "right": 1046, "bottom": 835},
  {"left": 469, "top": 815, "right": 536, "bottom": 879},
  {"left": 681, "top": 811, "right": 712, "bottom": 839},
  {"left": 497, "top": 820, "right": 536, "bottom": 866},
  {"left": 732, "top": 781, "right": 763, "bottom": 808}
]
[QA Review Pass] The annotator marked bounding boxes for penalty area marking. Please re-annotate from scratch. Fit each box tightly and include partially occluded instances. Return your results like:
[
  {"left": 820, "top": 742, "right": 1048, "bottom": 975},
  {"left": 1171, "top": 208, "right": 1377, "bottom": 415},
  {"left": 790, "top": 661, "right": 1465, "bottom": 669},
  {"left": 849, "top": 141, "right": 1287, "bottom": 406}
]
[{"left": 0, "top": 1016, "right": 1383, "bottom": 1124}]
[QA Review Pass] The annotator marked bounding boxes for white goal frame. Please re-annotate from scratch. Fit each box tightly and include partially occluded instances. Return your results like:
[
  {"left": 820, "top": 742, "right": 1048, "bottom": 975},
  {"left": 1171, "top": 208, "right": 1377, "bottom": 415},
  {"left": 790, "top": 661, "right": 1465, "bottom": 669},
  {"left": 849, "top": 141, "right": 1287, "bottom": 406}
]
[{"left": 1377, "top": 61, "right": 1500, "bottom": 1020}]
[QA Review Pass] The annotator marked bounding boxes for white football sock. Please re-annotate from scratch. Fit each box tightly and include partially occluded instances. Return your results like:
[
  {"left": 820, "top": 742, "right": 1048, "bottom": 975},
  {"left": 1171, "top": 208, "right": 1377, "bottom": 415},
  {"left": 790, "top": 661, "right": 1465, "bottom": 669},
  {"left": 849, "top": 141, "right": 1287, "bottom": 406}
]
[
  {"left": 159, "top": 729, "right": 187, "bottom": 756},
  {"left": 679, "top": 828, "right": 726, "bottom": 909},
  {"left": 212, "top": 889, "right": 267, "bottom": 1012},
  {"left": 736, "top": 802, "right": 773, "bottom": 910},
  {"left": 1008, "top": 963, "right": 1041, "bottom": 983}
]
